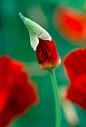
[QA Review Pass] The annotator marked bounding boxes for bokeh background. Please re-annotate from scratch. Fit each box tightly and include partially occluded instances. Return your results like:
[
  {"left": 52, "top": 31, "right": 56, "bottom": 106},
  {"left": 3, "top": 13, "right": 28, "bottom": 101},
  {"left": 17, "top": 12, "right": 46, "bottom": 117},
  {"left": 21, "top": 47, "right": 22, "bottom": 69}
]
[{"left": 0, "top": 0, "right": 86, "bottom": 127}]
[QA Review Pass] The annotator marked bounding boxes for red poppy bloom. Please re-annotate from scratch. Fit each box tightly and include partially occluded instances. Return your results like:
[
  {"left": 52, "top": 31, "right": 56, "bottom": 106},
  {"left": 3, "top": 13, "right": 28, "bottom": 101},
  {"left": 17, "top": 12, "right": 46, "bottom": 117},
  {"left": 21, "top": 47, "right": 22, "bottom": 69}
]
[
  {"left": 36, "top": 38, "right": 61, "bottom": 69},
  {"left": 63, "top": 48, "right": 86, "bottom": 109},
  {"left": 0, "top": 55, "right": 39, "bottom": 127},
  {"left": 54, "top": 5, "right": 86, "bottom": 44},
  {"left": 19, "top": 13, "right": 61, "bottom": 70}
]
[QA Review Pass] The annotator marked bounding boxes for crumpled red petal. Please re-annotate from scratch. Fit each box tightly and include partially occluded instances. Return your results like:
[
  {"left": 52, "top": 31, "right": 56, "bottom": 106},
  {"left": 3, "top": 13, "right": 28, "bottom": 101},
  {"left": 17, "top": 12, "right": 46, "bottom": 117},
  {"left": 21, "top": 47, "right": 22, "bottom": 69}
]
[{"left": 36, "top": 38, "right": 61, "bottom": 69}]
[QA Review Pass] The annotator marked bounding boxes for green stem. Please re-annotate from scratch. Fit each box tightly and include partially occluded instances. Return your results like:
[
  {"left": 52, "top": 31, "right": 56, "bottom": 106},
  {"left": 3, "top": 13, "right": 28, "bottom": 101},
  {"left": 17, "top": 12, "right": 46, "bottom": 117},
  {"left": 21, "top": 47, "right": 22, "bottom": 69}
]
[{"left": 49, "top": 69, "right": 61, "bottom": 127}]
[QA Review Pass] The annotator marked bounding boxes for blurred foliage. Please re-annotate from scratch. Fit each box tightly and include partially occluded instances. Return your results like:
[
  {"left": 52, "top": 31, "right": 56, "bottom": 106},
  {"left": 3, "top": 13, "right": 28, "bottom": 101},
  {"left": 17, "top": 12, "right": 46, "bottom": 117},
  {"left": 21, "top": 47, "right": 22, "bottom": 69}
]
[{"left": 0, "top": 0, "right": 86, "bottom": 127}]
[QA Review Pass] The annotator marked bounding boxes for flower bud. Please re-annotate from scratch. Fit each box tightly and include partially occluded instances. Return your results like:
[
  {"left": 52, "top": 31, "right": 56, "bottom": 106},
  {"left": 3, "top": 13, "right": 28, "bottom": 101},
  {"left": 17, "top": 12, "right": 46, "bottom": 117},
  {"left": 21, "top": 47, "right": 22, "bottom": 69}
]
[{"left": 19, "top": 13, "right": 61, "bottom": 69}]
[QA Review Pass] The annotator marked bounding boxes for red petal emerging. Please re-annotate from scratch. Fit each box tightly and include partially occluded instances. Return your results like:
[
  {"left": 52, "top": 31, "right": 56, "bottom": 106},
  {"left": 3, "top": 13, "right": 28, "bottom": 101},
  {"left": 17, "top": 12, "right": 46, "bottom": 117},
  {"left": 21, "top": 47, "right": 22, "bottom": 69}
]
[
  {"left": 63, "top": 48, "right": 86, "bottom": 109},
  {"left": 0, "top": 55, "right": 39, "bottom": 127},
  {"left": 36, "top": 38, "right": 61, "bottom": 69}
]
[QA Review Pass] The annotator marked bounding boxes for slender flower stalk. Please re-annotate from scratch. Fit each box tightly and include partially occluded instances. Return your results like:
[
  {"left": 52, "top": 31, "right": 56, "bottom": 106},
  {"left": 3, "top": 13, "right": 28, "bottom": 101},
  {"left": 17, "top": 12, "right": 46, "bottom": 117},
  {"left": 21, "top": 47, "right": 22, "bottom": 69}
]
[
  {"left": 49, "top": 69, "right": 61, "bottom": 127},
  {"left": 19, "top": 13, "right": 61, "bottom": 127}
]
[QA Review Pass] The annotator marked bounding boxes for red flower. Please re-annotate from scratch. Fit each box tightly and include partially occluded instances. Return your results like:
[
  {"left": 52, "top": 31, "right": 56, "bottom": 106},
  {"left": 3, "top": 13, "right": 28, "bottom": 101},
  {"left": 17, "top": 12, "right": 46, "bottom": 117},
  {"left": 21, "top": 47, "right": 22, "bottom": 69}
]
[
  {"left": 63, "top": 48, "right": 86, "bottom": 109},
  {"left": 19, "top": 13, "right": 61, "bottom": 70},
  {"left": 54, "top": 5, "right": 86, "bottom": 44},
  {"left": 0, "top": 55, "right": 39, "bottom": 127},
  {"left": 36, "top": 38, "right": 61, "bottom": 69}
]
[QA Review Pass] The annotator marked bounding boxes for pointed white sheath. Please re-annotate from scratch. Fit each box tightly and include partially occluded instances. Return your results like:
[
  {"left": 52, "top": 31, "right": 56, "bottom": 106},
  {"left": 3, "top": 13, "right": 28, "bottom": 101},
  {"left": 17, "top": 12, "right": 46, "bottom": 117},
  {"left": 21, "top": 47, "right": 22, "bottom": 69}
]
[{"left": 19, "top": 13, "right": 51, "bottom": 50}]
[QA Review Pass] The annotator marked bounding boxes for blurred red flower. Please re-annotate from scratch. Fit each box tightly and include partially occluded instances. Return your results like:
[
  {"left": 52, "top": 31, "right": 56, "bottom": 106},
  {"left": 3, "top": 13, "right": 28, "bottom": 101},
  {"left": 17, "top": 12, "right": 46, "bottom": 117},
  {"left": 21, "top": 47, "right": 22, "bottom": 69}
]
[
  {"left": 63, "top": 48, "right": 86, "bottom": 109},
  {"left": 0, "top": 55, "right": 39, "bottom": 127},
  {"left": 54, "top": 5, "right": 86, "bottom": 44}
]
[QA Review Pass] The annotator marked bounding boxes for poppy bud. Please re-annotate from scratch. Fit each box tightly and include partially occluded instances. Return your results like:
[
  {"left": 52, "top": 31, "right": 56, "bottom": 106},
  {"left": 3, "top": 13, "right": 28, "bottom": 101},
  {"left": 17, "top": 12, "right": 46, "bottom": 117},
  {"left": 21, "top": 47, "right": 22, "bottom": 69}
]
[{"left": 19, "top": 13, "right": 61, "bottom": 69}]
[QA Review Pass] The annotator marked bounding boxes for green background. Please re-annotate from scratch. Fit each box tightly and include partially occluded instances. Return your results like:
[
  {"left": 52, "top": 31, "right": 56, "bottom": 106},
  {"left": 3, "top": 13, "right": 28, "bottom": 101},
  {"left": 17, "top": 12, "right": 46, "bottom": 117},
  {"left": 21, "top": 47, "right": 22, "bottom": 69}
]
[{"left": 0, "top": 0, "right": 86, "bottom": 127}]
